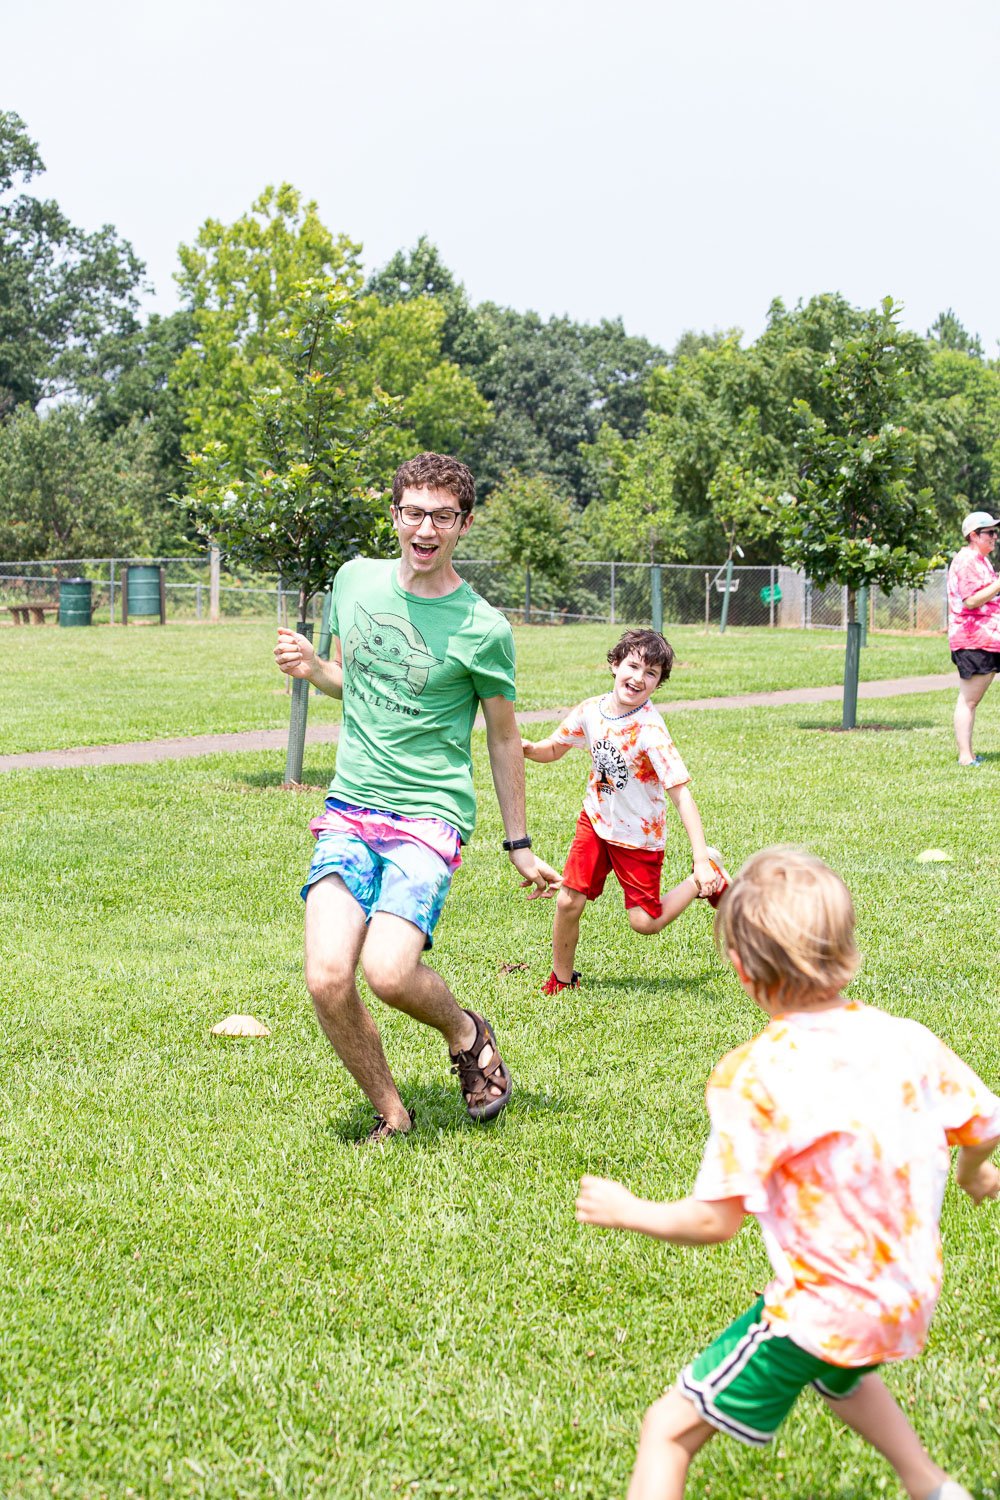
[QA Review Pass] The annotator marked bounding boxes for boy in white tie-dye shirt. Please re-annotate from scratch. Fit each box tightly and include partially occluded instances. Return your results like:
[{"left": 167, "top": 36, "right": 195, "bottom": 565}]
[
  {"left": 576, "top": 848, "right": 1000, "bottom": 1500},
  {"left": 522, "top": 629, "right": 728, "bottom": 995}
]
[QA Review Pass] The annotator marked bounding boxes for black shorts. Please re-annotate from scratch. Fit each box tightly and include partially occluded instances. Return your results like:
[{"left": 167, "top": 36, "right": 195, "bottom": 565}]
[{"left": 952, "top": 648, "right": 1000, "bottom": 679}]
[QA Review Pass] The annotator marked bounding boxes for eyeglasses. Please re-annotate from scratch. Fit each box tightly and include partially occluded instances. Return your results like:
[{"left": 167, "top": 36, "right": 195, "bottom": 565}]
[
  {"left": 394, "top": 503, "right": 466, "bottom": 531},
  {"left": 976, "top": 528, "right": 999, "bottom": 537}
]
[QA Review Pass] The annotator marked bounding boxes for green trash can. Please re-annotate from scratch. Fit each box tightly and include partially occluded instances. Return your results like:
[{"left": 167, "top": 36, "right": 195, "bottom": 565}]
[
  {"left": 125, "top": 565, "right": 164, "bottom": 623},
  {"left": 59, "top": 577, "right": 93, "bottom": 627}
]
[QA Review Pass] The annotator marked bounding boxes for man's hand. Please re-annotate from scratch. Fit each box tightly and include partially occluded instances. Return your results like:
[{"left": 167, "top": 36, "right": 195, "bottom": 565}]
[
  {"left": 508, "top": 846, "right": 562, "bottom": 899},
  {"left": 693, "top": 857, "right": 722, "bottom": 898},
  {"left": 956, "top": 1159, "right": 1000, "bottom": 1205},
  {"left": 274, "top": 627, "right": 317, "bottom": 681},
  {"left": 576, "top": 1175, "right": 637, "bottom": 1230}
]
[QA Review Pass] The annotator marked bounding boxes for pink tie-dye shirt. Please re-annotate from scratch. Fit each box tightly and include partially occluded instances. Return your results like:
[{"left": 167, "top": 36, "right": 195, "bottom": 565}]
[
  {"left": 693, "top": 1003, "right": 1000, "bottom": 1366},
  {"left": 947, "top": 547, "right": 1000, "bottom": 650},
  {"left": 553, "top": 697, "right": 690, "bottom": 851}
]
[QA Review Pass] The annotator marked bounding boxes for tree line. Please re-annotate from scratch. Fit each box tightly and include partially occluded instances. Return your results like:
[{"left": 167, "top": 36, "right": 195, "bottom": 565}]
[{"left": 2, "top": 108, "right": 997, "bottom": 597}]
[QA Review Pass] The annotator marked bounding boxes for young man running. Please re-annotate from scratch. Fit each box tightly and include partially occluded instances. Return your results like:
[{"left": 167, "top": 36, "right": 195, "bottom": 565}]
[{"left": 274, "top": 452, "right": 561, "bottom": 1142}]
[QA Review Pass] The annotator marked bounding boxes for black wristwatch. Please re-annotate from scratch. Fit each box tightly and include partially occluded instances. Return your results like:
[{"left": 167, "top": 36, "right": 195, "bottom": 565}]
[{"left": 502, "top": 836, "right": 532, "bottom": 852}]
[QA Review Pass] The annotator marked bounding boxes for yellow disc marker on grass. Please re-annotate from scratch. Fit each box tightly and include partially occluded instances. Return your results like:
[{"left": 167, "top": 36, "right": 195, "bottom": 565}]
[
  {"left": 210, "top": 1014, "right": 271, "bottom": 1037},
  {"left": 915, "top": 850, "right": 953, "bottom": 864}
]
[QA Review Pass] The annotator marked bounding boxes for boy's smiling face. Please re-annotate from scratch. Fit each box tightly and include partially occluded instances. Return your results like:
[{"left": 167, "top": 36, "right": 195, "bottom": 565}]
[{"left": 609, "top": 651, "right": 662, "bottom": 712}]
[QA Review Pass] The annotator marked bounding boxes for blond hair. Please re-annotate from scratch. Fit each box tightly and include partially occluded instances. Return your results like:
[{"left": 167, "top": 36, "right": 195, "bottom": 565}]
[{"left": 715, "top": 847, "right": 859, "bottom": 1009}]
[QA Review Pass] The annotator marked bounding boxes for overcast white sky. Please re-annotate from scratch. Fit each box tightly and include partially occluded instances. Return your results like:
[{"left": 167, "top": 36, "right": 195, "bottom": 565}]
[{"left": 4, "top": 0, "right": 999, "bottom": 353}]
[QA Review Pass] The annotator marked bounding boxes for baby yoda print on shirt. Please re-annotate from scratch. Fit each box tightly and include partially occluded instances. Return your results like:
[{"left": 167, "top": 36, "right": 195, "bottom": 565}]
[{"left": 343, "top": 604, "right": 443, "bottom": 716}]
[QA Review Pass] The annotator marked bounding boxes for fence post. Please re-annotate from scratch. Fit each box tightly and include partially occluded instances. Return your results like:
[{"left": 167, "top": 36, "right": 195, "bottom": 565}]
[
  {"left": 610, "top": 561, "right": 616, "bottom": 625},
  {"left": 209, "top": 545, "right": 220, "bottom": 623},
  {"left": 769, "top": 566, "right": 776, "bottom": 627},
  {"left": 524, "top": 566, "right": 531, "bottom": 624},
  {"left": 704, "top": 573, "right": 711, "bottom": 630},
  {"left": 109, "top": 561, "right": 116, "bottom": 626},
  {"left": 196, "top": 582, "right": 203, "bottom": 620},
  {"left": 719, "top": 556, "right": 735, "bottom": 634},
  {"left": 651, "top": 565, "right": 662, "bottom": 632}
]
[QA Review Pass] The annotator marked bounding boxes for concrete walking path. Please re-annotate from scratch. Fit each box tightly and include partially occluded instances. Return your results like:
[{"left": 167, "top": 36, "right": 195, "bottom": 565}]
[{"left": 0, "top": 672, "right": 958, "bottom": 773}]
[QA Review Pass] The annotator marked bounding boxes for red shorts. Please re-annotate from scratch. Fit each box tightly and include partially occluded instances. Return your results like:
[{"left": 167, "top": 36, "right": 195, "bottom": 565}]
[{"left": 562, "top": 809, "right": 664, "bottom": 919}]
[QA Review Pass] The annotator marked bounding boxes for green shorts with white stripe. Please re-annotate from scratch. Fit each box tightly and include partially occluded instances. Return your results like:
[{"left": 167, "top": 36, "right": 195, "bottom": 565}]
[{"left": 678, "top": 1298, "right": 879, "bottom": 1446}]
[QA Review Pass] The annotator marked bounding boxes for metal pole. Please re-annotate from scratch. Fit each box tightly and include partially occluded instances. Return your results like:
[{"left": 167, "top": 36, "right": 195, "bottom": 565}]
[
  {"left": 769, "top": 566, "right": 776, "bottom": 628},
  {"left": 704, "top": 573, "right": 710, "bottom": 630},
  {"left": 651, "top": 566, "right": 662, "bottom": 633},
  {"left": 109, "top": 561, "right": 116, "bottom": 626},
  {"left": 524, "top": 566, "right": 531, "bottom": 624},
  {"left": 284, "top": 621, "right": 313, "bottom": 786},
  {"left": 209, "top": 545, "right": 220, "bottom": 624},
  {"left": 719, "top": 556, "right": 734, "bottom": 634},
  {"left": 610, "top": 561, "right": 616, "bottom": 625},
  {"left": 842, "top": 620, "right": 862, "bottom": 729},
  {"left": 196, "top": 582, "right": 202, "bottom": 620}
]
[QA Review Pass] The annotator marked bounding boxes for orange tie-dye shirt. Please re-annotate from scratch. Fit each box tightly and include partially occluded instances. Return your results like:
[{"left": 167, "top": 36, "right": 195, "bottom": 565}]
[
  {"left": 693, "top": 1002, "right": 1000, "bottom": 1366},
  {"left": 553, "top": 697, "right": 690, "bottom": 850}
]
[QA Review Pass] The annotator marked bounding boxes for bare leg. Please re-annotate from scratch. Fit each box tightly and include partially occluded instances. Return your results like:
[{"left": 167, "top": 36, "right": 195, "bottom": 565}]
[
  {"left": 627, "top": 1390, "right": 716, "bottom": 1500},
  {"left": 954, "top": 672, "right": 994, "bottom": 763},
  {"left": 304, "top": 875, "right": 412, "bottom": 1130},
  {"left": 552, "top": 885, "right": 587, "bottom": 980},
  {"left": 362, "top": 913, "right": 508, "bottom": 1105},
  {"left": 627, "top": 876, "right": 700, "bottom": 936},
  {"left": 822, "top": 1373, "right": 950, "bottom": 1500},
  {"left": 362, "top": 912, "right": 475, "bottom": 1052}
]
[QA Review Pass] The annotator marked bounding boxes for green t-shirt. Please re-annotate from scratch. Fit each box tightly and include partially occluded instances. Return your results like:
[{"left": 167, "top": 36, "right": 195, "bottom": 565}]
[{"left": 327, "top": 558, "right": 516, "bottom": 842}]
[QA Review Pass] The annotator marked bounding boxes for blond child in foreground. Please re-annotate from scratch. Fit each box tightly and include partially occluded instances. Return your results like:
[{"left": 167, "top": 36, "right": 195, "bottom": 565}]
[{"left": 577, "top": 847, "right": 1000, "bottom": 1500}]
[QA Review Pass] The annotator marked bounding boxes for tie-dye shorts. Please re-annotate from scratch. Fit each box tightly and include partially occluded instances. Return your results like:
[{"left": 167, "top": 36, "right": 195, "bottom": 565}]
[{"left": 301, "top": 798, "right": 462, "bottom": 949}]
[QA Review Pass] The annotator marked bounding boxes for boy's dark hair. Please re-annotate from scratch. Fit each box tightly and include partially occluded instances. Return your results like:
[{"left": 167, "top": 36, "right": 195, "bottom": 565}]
[
  {"left": 392, "top": 453, "right": 476, "bottom": 512},
  {"left": 607, "top": 629, "right": 674, "bottom": 684}
]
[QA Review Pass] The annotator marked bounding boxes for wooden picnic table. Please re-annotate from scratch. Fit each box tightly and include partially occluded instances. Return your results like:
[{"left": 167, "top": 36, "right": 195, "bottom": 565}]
[{"left": 8, "top": 603, "right": 59, "bottom": 625}]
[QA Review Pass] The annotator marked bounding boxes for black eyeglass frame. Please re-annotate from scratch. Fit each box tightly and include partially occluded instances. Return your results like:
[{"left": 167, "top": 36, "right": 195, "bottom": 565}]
[{"left": 392, "top": 502, "right": 470, "bottom": 532}]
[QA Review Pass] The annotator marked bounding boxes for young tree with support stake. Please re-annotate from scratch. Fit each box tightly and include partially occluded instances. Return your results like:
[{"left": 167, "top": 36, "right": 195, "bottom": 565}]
[
  {"left": 777, "top": 298, "right": 941, "bottom": 728},
  {"left": 182, "top": 280, "right": 398, "bottom": 783}
]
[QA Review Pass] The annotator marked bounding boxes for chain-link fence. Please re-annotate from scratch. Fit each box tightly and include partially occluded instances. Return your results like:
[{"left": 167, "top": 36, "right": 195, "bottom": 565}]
[
  {"left": 0, "top": 554, "right": 950, "bottom": 633},
  {"left": 0, "top": 558, "right": 328, "bottom": 628}
]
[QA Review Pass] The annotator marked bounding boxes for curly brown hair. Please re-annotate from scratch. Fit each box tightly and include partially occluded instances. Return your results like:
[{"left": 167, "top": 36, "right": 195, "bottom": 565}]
[
  {"left": 392, "top": 453, "right": 476, "bottom": 512},
  {"left": 607, "top": 629, "right": 674, "bottom": 684}
]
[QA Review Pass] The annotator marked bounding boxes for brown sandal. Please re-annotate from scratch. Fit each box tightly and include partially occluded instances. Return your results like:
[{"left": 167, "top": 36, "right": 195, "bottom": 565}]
[{"left": 450, "top": 1011, "right": 512, "bottom": 1122}]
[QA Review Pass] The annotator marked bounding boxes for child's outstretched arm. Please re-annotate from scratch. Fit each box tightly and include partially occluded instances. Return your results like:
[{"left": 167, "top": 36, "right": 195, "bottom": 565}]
[
  {"left": 522, "top": 735, "right": 571, "bottom": 763},
  {"left": 667, "top": 784, "right": 718, "bottom": 895},
  {"left": 955, "top": 1135, "right": 1000, "bottom": 1204},
  {"left": 576, "top": 1175, "right": 745, "bottom": 1245}
]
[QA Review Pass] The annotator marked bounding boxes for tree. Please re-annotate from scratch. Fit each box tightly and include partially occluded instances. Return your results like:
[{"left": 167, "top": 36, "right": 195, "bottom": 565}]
[
  {"left": 181, "top": 280, "right": 399, "bottom": 782},
  {"left": 0, "top": 111, "right": 145, "bottom": 415},
  {"left": 927, "top": 308, "right": 984, "bottom": 359},
  {"left": 0, "top": 404, "right": 168, "bottom": 559},
  {"left": 172, "top": 184, "right": 362, "bottom": 478},
  {"left": 777, "top": 298, "right": 942, "bottom": 727}
]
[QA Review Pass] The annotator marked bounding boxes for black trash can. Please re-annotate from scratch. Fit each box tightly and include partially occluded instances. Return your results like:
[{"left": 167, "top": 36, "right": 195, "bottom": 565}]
[{"left": 59, "top": 577, "right": 93, "bottom": 627}]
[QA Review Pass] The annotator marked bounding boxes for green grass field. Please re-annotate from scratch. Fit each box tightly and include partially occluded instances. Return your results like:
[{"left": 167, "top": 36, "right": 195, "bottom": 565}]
[
  {"left": 0, "top": 630, "right": 998, "bottom": 1499},
  {"left": 0, "top": 621, "right": 952, "bottom": 755}
]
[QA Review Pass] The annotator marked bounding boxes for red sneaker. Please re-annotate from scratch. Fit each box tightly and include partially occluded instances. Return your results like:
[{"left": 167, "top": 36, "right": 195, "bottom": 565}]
[
  {"left": 541, "top": 970, "right": 582, "bottom": 995},
  {"left": 696, "top": 848, "right": 731, "bottom": 909}
]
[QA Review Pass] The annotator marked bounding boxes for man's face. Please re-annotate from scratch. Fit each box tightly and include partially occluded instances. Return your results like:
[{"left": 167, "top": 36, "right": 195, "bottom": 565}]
[
  {"left": 392, "top": 486, "right": 473, "bottom": 577},
  {"left": 610, "top": 651, "right": 662, "bottom": 710},
  {"left": 973, "top": 526, "right": 999, "bottom": 555}
]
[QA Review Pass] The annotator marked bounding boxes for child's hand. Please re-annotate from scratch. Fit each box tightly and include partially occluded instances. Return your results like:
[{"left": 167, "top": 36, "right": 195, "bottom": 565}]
[
  {"left": 956, "top": 1159, "right": 1000, "bottom": 1205},
  {"left": 521, "top": 737, "right": 538, "bottom": 760},
  {"left": 576, "top": 1175, "right": 637, "bottom": 1230},
  {"left": 693, "top": 858, "right": 720, "bottom": 897}
]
